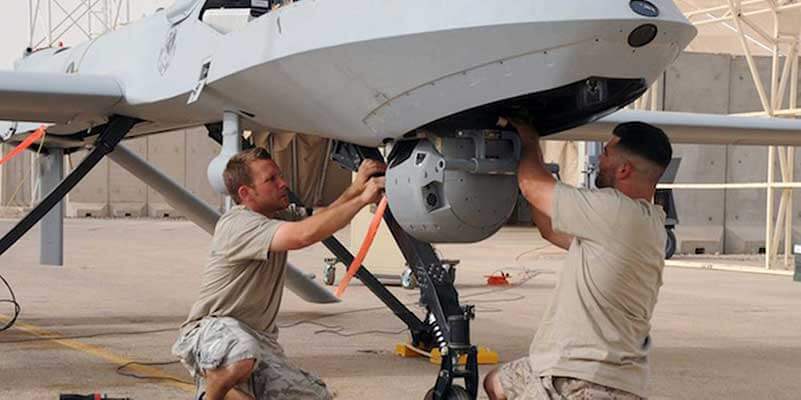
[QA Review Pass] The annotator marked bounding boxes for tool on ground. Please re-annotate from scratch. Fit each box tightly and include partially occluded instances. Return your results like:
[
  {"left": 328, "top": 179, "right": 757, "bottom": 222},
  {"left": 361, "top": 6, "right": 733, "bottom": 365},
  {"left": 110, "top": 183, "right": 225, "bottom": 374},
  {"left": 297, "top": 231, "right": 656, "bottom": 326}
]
[
  {"left": 485, "top": 272, "right": 511, "bottom": 286},
  {"left": 59, "top": 394, "right": 131, "bottom": 400}
]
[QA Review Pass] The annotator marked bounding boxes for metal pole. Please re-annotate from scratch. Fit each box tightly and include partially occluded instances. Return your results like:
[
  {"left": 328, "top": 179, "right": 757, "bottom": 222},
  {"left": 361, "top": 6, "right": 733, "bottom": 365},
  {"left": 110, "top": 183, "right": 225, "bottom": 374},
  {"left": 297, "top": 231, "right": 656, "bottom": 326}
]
[
  {"left": 766, "top": 145, "right": 775, "bottom": 269},
  {"left": 104, "top": 0, "right": 109, "bottom": 32},
  {"left": 727, "top": 0, "right": 773, "bottom": 113},
  {"left": 770, "top": 187, "right": 786, "bottom": 259},
  {"left": 29, "top": 0, "right": 34, "bottom": 47},
  {"left": 221, "top": 111, "right": 241, "bottom": 212},
  {"left": 48, "top": 0, "right": 53, "bottom": 45},
  {"left": 108, "top": 144, "right": 220, "bottom": 234},
  {"left": 766, "top": 8, "right": 781, "bottom": 268},
  {"left": 769, "top": 10, "right": 779, "bottom": 111},
  {"left": 39, "top": 148, "right": 64, "bottom": 266},
  {"left": 695, "top": 3, "right": 801, "bottom": 26},
  {"left": 87, "top": 0, "right": 93, "bottom": 38},
  {"left": 685, "top": 0, "right": 763, "bottom": 18},
  {"left": 786, "top": 48, "right": 799, "bottom": 267},
  {"left": 785, "top": 146, "right": 795, "bottom": 267}
]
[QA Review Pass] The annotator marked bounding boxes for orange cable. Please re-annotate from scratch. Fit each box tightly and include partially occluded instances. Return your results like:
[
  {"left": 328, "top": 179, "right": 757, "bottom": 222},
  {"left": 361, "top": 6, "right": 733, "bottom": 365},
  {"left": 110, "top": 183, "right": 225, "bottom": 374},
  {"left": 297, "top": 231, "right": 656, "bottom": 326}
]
[
  {"left": 335, "top": 196, "right": 389, "bottom": 298},
  {"left": 0, "top": 126, "right": 46, "bottom": 166}
]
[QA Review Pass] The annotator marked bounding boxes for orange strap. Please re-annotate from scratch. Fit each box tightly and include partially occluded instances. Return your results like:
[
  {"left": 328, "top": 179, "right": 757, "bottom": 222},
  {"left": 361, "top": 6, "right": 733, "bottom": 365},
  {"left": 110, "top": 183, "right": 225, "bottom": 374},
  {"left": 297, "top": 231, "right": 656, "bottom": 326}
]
[
  {"left": 335, "top": 196, "right": 389, "bottom": 298},
  {"left": 0, "top": 126, "right": 45, "bottom": 166}
]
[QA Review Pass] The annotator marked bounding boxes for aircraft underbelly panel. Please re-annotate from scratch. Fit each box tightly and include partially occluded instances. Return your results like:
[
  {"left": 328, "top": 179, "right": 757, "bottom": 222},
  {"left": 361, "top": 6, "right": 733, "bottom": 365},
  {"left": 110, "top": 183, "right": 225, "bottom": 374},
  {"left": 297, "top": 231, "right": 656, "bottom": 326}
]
[
  {"left": 205, "top": 16, "right": 693, "bottom": 146},
  {"left": 1, "top": 0, "right": 701, "bottom": 146}
]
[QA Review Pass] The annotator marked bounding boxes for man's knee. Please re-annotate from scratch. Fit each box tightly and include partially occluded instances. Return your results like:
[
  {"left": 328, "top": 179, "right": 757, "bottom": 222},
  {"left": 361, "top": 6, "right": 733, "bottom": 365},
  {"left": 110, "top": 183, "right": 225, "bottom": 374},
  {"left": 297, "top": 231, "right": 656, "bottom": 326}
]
[
  {"left": 206, "top": 358, "right": 257, "bottom": 388},
  {"left": 484, "top": 367, "right": 507, "bottom": 400}
]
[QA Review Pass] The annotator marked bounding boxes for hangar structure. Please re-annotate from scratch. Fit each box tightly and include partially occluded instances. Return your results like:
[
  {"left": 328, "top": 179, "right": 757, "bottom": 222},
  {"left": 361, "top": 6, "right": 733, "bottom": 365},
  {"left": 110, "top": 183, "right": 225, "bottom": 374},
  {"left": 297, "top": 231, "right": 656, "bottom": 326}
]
[
  {"left": 669, "top": 0, "right": 801, "bottom": 270},
  {"left": 1, "top": 0, "right": 801, "bottom": 271}
]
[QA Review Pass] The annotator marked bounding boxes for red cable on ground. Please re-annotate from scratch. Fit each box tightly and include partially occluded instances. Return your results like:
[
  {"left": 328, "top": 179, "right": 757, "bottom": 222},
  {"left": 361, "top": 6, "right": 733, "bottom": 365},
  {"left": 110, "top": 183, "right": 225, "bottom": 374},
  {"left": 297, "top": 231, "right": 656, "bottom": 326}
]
[
  {"left": 0, "top": 126, "right": 45, "bottom": 166},
  {"left": 335, "top": 196, "right": 389, "bottom": 298}
]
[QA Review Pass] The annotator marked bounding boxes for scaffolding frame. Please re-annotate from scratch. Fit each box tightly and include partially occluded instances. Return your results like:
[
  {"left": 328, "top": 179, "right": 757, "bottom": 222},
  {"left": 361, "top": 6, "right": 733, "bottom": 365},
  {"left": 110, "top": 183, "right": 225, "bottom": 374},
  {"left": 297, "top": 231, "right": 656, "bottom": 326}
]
[
  {"left": 643, "top": 0, "right": 801, "bottom": 270},
  {"left": 12, "top": 0, "right": 131, "bottom": 209},
  {"left": 27, "top": 0, "right": 131, "bottom": 49}
]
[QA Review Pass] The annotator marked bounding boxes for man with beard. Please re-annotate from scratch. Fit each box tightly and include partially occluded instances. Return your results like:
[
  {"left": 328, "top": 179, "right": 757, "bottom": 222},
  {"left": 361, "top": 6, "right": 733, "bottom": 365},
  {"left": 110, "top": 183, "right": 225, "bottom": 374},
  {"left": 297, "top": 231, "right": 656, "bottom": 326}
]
[
  {"left": 484, "top": 119, "right": 672, "bottom": 400},
  {"left": 173, "top": 147, "right": 385, "bottom": 400}
]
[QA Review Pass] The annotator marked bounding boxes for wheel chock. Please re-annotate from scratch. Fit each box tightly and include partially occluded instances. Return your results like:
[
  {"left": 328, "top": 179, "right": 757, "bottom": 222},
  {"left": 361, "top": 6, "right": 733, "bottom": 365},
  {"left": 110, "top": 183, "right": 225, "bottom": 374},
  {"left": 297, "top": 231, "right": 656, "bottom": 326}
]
[
  {"left": 428, "top": 346, "right": 499, "bottom": 365},
  {"left": 395, "top": 343, "right": 427, "bottom": 358},
  {"left": 395, "top": 343, "right": 499, "bottom": 364}
]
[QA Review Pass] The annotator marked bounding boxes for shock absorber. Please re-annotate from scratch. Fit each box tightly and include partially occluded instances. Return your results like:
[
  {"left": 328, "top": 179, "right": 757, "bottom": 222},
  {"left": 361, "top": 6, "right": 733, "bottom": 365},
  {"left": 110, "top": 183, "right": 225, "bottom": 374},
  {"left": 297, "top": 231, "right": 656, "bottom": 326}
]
[{"left": 427, "top": 313, "right": 448, "bottom": 353}]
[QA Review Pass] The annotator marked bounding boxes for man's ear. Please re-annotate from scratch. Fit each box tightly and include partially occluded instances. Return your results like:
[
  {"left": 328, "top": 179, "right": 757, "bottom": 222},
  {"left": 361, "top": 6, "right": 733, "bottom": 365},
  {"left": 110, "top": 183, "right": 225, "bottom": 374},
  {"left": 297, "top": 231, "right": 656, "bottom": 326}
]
[
  {"left": 237, "top": 185, "right": 250, "bottom": 203},
  {"left": 617, "top": 161, "right": 635, "bottom": 180}
]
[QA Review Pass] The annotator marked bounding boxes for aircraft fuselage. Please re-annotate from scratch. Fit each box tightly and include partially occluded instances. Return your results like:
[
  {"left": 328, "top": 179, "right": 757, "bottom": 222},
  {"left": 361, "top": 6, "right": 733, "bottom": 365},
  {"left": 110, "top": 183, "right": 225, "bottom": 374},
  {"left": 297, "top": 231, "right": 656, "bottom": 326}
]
[{"left": 12, "top": 0, "right": 695, "bottom": 145}]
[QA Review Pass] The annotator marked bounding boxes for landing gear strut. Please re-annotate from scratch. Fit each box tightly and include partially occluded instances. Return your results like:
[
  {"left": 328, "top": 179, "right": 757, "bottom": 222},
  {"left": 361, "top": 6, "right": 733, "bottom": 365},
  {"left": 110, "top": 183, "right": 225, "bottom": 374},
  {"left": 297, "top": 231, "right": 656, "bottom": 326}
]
[
  {"left": 323, "top": 142, "right": 480, "bottom": 399},
  {"left": 0, "top": 117, "right": 139, "bottom": 257}
]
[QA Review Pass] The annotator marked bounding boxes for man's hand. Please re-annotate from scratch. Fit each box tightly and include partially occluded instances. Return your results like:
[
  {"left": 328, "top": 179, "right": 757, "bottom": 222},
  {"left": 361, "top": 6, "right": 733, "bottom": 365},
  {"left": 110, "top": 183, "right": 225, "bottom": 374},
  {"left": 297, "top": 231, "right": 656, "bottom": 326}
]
[
  {"left": 326, "top": 159, "right": 387, "bottom": 210},
  {"left": 271, "top": 176, "right": 386, "bottom": 252},
  {"left": 360, "top": 176, "right": 386, "bottom": 204},
  {"left": 500, "top": 113, "right": 540, "bottom": 144},
  {"left": 502, "top": 113, "right": 571, "bottom": 250},
  {"left": 353, "top": 159, "right": 387, "bottom": 193}
]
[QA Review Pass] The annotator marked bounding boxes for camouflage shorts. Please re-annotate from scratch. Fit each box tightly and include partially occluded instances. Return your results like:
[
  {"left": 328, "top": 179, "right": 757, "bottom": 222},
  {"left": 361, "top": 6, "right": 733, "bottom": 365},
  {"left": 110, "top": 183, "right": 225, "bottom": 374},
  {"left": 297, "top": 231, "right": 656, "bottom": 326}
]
[
  {"left": 172, "top": 317, "right": 332, "bottom": 399},
  {"left": 497, "top": 357, "right": 643, "bottom": 400}
]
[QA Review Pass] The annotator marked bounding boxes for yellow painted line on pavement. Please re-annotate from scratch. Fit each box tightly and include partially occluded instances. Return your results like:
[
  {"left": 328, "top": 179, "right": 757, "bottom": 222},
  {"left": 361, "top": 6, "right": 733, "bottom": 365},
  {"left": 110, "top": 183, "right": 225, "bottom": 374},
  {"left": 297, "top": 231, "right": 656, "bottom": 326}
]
[{"left": 0, "top": 317, "right": 193, "bottom": 393}]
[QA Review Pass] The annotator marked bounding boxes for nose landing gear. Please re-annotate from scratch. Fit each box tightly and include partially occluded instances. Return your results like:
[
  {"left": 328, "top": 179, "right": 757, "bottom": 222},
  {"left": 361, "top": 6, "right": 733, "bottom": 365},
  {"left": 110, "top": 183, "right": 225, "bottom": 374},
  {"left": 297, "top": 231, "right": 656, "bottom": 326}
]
[{"left": 425, "top": 386, "right": 472, "bottom": 400}]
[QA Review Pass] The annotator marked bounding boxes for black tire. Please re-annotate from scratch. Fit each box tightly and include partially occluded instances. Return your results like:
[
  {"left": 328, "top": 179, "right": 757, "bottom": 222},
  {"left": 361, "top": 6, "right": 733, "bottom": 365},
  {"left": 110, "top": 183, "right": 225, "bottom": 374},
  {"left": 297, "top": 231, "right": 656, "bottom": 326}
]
[
  {"left": 665, "top": 228, "right": 676, "bottom": 260},
  {"left": 423, "top": 386, "right": 472, "bottom": 400}
]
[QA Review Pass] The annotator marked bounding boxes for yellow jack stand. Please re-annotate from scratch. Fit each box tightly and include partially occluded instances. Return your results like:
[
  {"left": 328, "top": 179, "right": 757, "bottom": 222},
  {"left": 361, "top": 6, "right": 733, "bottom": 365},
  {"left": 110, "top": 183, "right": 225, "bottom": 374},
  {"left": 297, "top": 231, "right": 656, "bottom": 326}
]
[
  {"left": 394, "top": 343, "right": 499, "bottom": 365},
  {"left": 395, "top": 343, "right": 427, "bottom": 358},
  {"left": 429, "top": 347, "right": 499, "bottom": 365}
]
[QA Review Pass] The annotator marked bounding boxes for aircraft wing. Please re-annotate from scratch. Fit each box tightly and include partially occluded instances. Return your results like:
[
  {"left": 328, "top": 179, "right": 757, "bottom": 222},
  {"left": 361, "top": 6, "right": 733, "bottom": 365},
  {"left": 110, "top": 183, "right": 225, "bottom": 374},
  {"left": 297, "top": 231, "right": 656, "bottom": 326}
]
[
  {"left": 552, "top": 109, "right": 801, "bottom": 146},
  {"left": 0, "top": 70, "right": 122, "bottom": 126}
]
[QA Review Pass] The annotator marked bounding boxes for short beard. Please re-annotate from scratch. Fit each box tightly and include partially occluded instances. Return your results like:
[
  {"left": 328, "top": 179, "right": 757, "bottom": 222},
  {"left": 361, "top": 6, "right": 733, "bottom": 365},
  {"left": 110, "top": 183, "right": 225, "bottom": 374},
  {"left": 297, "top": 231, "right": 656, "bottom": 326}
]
[{"left": 595, "top": 171, "right": 614, "bottom": 189}]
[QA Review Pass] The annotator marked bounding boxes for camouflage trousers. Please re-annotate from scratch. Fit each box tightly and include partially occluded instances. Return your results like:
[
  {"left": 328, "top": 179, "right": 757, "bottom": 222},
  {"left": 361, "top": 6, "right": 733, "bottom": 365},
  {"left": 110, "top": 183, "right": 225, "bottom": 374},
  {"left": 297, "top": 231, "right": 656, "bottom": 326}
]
[
  {"left": 498, "top": 357, "right": 643, "bottom": 400},
  {"left": 172, "top": 317, "right": 332, "bottom": 400}
]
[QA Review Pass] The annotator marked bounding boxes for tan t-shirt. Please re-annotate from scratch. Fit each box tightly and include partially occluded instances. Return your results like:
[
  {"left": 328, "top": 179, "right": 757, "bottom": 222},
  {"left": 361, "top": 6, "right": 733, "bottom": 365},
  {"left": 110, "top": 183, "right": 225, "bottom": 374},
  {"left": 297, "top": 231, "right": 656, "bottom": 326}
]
[
  {"left": 529, "top": 182, "right": 666, "bottom": 397},
  {"left": 181, "top": 205, "right": 298, "bottom": 337}
]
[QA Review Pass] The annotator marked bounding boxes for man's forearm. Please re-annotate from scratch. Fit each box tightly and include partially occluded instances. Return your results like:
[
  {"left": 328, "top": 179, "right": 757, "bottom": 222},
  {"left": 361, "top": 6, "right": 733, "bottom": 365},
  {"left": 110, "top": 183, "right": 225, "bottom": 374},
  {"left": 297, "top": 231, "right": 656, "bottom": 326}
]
[
  {"left": 517, "top": 128, "right": 552, "bottom": 186},
  {"left": 326, "top": 183, "right": 361, "bottom": 210},
  {"left": 516, "top": 123, "right": 557, "bottom": 220},
  {"left": 296, "top": 195, "right": 367, "bottom": 245}
]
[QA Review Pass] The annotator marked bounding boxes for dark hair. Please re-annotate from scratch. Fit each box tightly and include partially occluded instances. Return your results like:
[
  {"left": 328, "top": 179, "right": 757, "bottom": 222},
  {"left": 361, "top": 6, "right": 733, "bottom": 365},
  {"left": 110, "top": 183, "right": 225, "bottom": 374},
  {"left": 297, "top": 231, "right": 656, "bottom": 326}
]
[
  {"left": 224, "top": 147, "right": 273, "bottom": 204},
  {"left": 612, "top": 122, "right": 672, "bottom": 169}
]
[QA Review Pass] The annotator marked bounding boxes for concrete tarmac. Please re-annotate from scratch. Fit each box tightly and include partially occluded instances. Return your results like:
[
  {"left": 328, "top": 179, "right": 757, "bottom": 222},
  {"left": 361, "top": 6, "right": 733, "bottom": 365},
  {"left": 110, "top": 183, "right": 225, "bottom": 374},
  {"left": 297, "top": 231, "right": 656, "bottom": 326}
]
[{"left": 0, "top": 218, "right": 799, "bottom": 399}]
